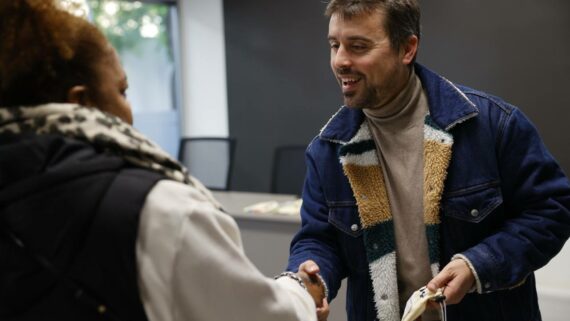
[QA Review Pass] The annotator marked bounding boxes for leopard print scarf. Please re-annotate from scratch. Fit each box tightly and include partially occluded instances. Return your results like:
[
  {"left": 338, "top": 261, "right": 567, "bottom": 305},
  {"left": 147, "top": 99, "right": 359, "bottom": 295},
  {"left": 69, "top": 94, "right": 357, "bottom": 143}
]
[{"left": 0, "top": 103, "right": 214, "bottom": 195}]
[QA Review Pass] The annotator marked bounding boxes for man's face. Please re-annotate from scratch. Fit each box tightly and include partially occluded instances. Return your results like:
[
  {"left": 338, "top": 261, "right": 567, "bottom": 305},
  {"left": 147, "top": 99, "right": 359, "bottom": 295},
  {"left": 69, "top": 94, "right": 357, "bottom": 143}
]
[
  {"left": 89, "top": 47, "right": 133, "bottom": 124},
  {"left": 328, "top": 11, "right": 412, "bottom": 109}
]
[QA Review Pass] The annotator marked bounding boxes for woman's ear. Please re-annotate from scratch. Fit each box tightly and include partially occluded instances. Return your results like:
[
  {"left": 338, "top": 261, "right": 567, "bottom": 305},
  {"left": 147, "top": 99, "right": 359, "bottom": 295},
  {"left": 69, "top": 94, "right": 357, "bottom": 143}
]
[{"left": 67, "top": 85, "right": 89, "bottom": 105}]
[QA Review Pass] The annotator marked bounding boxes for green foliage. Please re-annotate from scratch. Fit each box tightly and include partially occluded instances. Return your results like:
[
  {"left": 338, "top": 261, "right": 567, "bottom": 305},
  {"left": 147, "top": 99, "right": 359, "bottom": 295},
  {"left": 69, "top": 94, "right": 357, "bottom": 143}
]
[{"left": 88, "top": 0, "right": 173, "bottom": 59}]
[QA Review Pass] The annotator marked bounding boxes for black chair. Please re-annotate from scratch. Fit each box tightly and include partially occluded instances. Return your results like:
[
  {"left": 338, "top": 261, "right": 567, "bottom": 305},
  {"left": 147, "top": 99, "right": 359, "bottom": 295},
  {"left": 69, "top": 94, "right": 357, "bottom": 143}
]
[
  {"left": 270, "top": 145, "right": 307, "bottom": 195},
  {"left": 178, "top": 137, "right": 236, "bottom": 190}
]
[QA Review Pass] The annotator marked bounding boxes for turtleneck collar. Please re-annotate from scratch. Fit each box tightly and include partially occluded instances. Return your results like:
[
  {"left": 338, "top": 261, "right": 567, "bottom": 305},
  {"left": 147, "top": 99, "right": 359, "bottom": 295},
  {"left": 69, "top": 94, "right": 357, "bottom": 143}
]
[{"left": 363, "top": 68, "right": 422, "bottom": 123}]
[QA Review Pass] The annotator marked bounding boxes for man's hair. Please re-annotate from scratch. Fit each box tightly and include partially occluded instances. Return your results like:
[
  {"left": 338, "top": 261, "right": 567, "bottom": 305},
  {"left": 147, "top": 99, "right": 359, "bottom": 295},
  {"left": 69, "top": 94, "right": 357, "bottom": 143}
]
[
  {"left": 325, "top": 0, "right": 421, "bottom": 52},
  {"left": 0, "top": 0, "right": 109, "bottom": 107}
]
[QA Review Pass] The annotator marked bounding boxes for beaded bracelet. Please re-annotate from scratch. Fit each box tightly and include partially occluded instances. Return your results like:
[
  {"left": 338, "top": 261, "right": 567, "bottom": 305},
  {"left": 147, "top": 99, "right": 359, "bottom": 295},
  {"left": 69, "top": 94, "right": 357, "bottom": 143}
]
[
  {"left": 275, "top": 271, "right": 330, "bottom": 300},
  {"left": 274, "top": 271, "right": 307, "bottom": 290},
  {"left": 315, "top": 273, "right": 329, "bottom": 299}
]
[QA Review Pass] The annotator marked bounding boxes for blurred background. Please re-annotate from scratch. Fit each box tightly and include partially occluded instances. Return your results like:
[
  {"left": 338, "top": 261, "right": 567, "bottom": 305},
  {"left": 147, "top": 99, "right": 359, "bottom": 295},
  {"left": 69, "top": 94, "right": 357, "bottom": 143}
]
[{"left": 59, "top": 1, "right": 570, "bottom": 320}]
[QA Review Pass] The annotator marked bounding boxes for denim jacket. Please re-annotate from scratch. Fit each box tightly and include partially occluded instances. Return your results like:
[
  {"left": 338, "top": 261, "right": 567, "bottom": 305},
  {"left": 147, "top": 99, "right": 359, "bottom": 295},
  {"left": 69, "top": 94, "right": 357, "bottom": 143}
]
[{"left": 287, "top": 64, "right": 570, "bottom": 321}]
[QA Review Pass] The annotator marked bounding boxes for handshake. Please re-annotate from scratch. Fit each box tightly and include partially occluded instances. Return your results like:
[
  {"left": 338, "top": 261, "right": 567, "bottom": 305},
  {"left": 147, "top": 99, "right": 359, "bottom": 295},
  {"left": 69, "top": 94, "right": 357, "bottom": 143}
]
[
  {"left": 276, "top": 260, "right": 330, "bottom": 321},
  {"left": 296, "top": 270, "right": 328, "bottom": 307}
]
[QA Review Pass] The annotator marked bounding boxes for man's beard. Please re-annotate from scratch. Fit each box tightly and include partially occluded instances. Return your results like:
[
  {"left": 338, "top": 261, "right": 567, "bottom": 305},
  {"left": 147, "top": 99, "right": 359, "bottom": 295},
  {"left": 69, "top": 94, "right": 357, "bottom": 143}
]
[
  {"left": 336, "top": 67, "right": 382, "bottom": 109},
  {"left": 343, "top": 84, "right": 382, "bottom": 109}
]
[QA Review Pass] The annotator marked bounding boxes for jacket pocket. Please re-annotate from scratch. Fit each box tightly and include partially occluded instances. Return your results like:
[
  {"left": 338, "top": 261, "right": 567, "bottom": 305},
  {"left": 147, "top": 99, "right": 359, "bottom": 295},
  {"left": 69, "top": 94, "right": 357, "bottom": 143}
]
[
  {"left": 329, "top": 205, "right": 362, "bottom": 237},
  {"left": 441, "top": 183, "right": 504, "bottom": 252},
  {"left": 443, "top": 183, "right": 503, "bottom": 223},
  {"left": 328, "top": 205, "right": 368, "bottom": 273}
]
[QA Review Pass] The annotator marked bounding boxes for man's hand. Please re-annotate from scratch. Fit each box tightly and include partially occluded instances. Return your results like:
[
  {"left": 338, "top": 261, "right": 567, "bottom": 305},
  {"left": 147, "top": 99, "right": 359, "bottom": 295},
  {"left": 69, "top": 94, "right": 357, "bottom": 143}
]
[
  {"left": 427, "top": 258, "right": 476, "bottom": 305},
  {"left": 298, "top": 260, "right": 330, "bottom": 321}
]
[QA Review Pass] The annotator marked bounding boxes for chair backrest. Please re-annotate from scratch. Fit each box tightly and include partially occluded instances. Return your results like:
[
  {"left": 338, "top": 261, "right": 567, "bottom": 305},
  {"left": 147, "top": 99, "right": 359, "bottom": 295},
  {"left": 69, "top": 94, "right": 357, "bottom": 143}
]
[
  {"left": 178, "top": 137, "right": 236, "bottom": 190},
  {"left": 270, "top": 145, "right": 307, "bottom": 195}
]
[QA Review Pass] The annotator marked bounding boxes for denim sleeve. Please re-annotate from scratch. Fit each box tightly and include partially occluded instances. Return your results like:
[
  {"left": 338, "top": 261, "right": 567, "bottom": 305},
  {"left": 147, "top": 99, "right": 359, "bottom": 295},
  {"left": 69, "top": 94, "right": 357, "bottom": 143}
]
[
  {"left": 286, "top": 142, "right": 347, "bottom": 301},
  {"left": 460, "top": 108, "right": 570, "bottom": 293}
]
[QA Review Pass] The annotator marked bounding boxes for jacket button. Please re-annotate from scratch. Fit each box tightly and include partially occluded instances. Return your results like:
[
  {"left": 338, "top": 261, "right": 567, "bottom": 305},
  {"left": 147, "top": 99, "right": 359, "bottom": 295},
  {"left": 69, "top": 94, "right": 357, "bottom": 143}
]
[
  {"left": 373, "top": 243, "right": 379, "bottom": 250},
  {"left": 351, "top": 224, "right": 359, "bottom": 232},
  {"left": 470, "top": 209, "right": 479, "bottom": 217},
  {"left": 484, "top": 282, "right": 491, "bottom": 289}
]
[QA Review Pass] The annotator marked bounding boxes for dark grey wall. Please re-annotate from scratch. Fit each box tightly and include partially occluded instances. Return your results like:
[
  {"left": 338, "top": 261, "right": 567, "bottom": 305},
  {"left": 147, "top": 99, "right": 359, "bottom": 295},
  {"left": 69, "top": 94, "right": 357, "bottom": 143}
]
[
  {"left": 224, "top": 0, "right": 339, "bottom": 192},
  {"left": 225, "top": 0, "right": 570, "bottom": 192},
  {"left": 419, "top": 1, "right": 570, "bottom": 178}
]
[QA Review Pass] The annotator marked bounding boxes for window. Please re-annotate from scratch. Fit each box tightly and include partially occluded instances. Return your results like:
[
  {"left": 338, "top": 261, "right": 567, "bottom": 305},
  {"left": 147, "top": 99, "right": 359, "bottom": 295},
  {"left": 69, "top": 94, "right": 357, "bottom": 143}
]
[
  {"left": 88, "top": 0, "right": 179, "bottom": 115},
  {"left": 60, "top": 0, "right": 182, "bottom": 156}
]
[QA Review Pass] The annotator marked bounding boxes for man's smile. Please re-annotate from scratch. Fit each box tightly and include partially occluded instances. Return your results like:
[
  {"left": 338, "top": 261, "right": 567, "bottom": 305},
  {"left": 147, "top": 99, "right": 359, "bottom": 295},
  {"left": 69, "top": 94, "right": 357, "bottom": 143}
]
[{"left": 340, "top": 76, "right": 362, "bottom": 93}]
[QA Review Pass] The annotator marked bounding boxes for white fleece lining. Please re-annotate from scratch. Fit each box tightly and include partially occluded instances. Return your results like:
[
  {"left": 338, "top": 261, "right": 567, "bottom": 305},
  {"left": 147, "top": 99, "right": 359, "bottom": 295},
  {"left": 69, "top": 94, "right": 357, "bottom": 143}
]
[
  {"left": 424, "top": 124, "right": 453, "bottom": 145},
  {"left": 369, "top": 252, "right": 400, "bottom": 321},
  {"left": 340, "top": 149, "right": 378, "bottom": 167}
]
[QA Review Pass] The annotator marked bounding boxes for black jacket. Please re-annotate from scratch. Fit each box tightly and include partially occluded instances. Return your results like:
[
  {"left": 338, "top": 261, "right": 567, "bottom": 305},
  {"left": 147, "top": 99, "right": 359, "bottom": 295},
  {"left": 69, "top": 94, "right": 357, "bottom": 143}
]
[{"left": 0, "top": 134, "right": 163, "bottom": 321}]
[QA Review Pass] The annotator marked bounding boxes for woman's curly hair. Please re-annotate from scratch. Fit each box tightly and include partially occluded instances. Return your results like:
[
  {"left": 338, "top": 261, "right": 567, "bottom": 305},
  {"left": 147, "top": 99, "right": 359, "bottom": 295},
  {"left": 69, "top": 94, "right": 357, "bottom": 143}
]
[{"left": 0, "top": 0, "right": 109, "bottom": 106}]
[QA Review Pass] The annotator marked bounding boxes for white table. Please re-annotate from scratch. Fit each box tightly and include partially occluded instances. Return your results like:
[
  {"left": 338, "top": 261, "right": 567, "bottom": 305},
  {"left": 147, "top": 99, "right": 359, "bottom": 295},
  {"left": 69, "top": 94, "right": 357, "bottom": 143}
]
[{"left": 213, "top": 190, "right": 300, "bottom": 223}]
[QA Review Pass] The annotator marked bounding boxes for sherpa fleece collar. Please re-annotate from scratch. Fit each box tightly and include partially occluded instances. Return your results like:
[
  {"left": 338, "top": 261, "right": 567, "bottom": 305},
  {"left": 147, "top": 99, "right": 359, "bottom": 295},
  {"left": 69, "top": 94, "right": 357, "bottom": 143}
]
[{"left": 338, "top": 115, "right": 453, "bottom": 321}]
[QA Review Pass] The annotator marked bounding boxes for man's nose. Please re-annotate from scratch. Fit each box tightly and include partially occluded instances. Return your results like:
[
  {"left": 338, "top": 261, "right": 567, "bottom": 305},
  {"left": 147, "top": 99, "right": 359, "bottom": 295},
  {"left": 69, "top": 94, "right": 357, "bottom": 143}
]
[{"left": 332, "top": 46, "right": 352, "bottom": 70}]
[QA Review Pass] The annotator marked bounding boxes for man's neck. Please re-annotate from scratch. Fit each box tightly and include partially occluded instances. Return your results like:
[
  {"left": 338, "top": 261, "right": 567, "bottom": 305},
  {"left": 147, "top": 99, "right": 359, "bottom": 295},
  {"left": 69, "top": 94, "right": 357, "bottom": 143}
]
[{"left": 364, "top": 67, "right": 418, "bottom": 120}]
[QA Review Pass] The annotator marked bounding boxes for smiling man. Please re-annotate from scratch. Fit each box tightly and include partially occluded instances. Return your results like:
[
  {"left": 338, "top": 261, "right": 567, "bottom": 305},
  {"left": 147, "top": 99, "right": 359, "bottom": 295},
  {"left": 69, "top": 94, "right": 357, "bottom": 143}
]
[
  {"left": 285, "top": 1, "right": 570, "bottom": 321},
  {"left": 327, "top": 6, "right": 415, "bottom": 109}
]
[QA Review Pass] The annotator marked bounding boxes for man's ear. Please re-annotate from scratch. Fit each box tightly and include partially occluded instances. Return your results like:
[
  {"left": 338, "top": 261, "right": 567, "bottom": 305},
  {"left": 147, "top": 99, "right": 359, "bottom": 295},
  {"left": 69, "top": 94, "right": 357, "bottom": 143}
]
[
  {"left": 67, "top": 85, "right": 89, "bottom": 105},
  {"left": 401, "top": 35, "right": 419, "bottom": 65}
]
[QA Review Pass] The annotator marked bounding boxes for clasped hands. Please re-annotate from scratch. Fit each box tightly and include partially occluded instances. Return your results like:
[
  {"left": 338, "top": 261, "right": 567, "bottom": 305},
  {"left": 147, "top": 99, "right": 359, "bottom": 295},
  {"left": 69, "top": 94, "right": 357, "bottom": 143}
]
[{"left": 296, "top": 260, "right": 329, "bottom": 321}]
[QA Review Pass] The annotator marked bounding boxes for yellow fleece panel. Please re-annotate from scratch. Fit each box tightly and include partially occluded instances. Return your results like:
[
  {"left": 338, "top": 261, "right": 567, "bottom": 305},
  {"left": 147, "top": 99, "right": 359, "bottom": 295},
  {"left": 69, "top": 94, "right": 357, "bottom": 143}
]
[
  {"left": 423, "top": 140, "right": 452, "bottom": 225},
  {"left": 343, "top": 163, "right": 392, "bottom": 228}
]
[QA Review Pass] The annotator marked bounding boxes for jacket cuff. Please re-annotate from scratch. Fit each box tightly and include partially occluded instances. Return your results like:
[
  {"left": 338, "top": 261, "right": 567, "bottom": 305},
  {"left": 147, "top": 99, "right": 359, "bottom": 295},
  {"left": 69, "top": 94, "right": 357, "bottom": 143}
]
[
  {"left": 451, "top": 254, "right": 482, "bottom": 294},
  {"left": 457, "top": 244, "right": 503, "bottom": 293}
]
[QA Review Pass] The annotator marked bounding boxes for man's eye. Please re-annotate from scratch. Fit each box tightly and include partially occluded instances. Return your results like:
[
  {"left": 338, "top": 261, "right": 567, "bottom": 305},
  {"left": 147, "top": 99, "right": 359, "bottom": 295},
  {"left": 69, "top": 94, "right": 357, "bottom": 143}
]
[
  {"left": 329, "top": 43, "right": 339, "bottom": 50},
  {"left": 351, "top": 44, "right": 367, "bottom": 51}
]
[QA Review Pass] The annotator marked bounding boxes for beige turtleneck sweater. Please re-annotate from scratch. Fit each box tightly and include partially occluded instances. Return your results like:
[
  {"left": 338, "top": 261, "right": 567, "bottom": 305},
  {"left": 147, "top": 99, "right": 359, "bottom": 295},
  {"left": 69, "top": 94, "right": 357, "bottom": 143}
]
[{"left": 363, "top": 70, "right": 439, "bottom": 320}]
